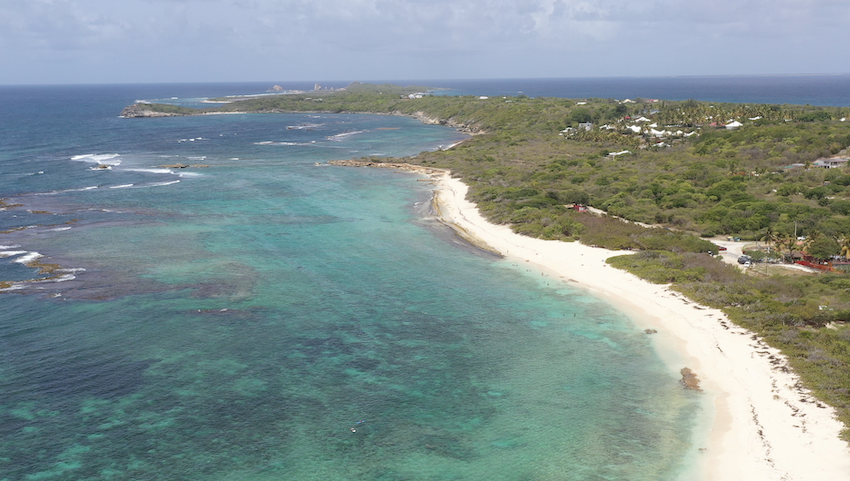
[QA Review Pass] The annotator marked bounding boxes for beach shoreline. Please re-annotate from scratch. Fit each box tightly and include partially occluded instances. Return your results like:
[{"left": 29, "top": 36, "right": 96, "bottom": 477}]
[{"left": 430, "top": 171, "right": 850, "bottom": 481}]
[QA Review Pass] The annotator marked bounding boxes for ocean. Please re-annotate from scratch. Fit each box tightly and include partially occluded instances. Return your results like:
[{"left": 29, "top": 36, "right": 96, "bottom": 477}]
[
  {"left": 1, "top": 76, "right": 844, "bottom": 480},
  {"left": 137, "top": 74, "right": 850, "bottom": 106}
]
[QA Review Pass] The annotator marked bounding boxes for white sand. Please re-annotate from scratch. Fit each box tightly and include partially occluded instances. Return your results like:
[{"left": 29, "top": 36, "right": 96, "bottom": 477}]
[{"left": 433, "top": 173, "right": 850, "bottom": 481}]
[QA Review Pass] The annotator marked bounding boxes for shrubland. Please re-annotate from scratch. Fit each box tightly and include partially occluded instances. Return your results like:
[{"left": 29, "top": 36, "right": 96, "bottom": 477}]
[{"left": 130, "top": 83, "right": 850, "bottom": 439}]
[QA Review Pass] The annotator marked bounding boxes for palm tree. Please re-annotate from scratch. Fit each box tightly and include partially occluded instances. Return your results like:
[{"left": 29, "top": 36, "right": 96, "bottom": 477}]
[
  {"left": 761, "top": 226, "right": 777, "bottom": 254},
  {"left": 838, "top": 235, "right": 850, "bottom": 259},
  {"left": 803, "top": 231, "right": 823, "bottom": 255},
  {"left": 779, "top": 234, "right": 797, "bottom": 261}
]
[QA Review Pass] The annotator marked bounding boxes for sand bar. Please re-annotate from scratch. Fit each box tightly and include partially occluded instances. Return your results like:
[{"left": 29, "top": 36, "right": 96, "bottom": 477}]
[{"left": 433, "top": 172, "right": 850, "bottom": 481}]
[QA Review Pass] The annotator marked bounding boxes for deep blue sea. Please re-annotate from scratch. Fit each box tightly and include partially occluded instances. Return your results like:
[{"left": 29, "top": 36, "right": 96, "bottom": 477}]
[
  {"left": 215, "top": 74, "right": 850, "bottom": 106},
  {"left": 2, "top": 76, "right": 844, "bottom": 480}
]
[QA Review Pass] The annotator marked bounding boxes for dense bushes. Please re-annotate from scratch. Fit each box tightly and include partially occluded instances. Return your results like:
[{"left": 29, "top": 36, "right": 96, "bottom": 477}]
[
  {"left": 610, "top": 252, "right": 850, "bottom": 438},
  {"left": 148, "top": 85, "right": 850, "bottom": 439}
]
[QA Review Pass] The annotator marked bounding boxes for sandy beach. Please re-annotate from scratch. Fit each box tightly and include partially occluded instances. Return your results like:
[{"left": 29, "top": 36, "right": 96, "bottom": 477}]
[{"left": 432, "top": 172, "right": 850, "bottom": 481}]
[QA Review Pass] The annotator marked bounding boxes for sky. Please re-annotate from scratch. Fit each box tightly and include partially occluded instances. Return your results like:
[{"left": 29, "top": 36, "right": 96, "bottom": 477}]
[{"left": 1, "top": 0, "right": 848, "bottom": 85}]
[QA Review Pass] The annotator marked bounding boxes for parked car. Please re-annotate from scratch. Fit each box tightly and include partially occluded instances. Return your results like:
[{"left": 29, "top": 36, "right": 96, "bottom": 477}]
[{"left": 738, "top": 255, "right": 752, "bottom": 264}]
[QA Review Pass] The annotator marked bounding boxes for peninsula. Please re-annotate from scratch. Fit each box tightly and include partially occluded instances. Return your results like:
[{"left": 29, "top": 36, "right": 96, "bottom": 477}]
[{"left": 123, "top": 83, "right": 850, "bottom": 479}]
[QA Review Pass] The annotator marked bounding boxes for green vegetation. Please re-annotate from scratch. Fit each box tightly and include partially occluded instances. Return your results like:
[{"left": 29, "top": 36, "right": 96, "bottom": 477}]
[
  {"left": 128, "top": 84, "right": 850, "bottom": 439},
  {"left": 609, "top": 251, "right": 850, "bottom": 435},
  {"left": 135, "top": 103, "right": 199, "bottom": 115}
]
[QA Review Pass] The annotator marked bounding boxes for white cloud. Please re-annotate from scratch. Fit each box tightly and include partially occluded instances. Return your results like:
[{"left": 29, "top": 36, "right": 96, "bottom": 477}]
[{"left": 0, "top": 0, "right": 847, "bottom": 83}]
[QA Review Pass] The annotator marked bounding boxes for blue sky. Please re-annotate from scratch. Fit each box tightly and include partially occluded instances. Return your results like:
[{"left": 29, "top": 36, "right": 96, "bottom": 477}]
[{"left": 1, "top": 0, "right": 848, "bottom": 85}]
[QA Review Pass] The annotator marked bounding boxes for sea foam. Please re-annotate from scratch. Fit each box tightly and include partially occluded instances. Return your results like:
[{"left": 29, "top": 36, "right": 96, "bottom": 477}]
[
  {"left": 126, "top": 168, "right": 175, "bottom": 174},
  {"left": 71, "top": 153, "right": 122, "bottom": 166},
  {"left": 13, "top": 252, "right": 43, "bottom": 264},
  {"left": 327, "top": 131, "right": 366, "bottom": 141}
]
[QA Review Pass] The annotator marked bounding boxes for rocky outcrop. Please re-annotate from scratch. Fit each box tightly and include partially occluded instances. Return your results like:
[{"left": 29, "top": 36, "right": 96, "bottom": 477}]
[
  {"left": 327, "top": 160, "right": 447, "bottom": 175},
  {"left": 158, "top": 164, "right": 210, "bottom": 169},
  {"left": 411, "top": 111, "right": 484, "bottom": 135},
  {"left": 120, "top": 104, "right": 183, "bottom": 118},
  {"left": 680, "top": 367, "right": 702, "bottom": 391}
]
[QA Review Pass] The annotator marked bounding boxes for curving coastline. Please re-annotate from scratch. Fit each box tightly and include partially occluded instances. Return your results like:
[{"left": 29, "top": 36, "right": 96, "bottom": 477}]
[
  {"left": 427, "top": 171, "right": 850, "bottom": 481},
  {"left": 120, "top": 102, "right": 485, "bottom": 135}
]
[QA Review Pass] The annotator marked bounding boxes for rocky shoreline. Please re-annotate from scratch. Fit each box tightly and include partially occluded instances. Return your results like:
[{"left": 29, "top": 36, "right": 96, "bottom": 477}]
[
  {"left": 119, "top": 103, "right": 483, "bottom": 135},
  {"left": 119, "top": 104, "right": 186, "bottom": 118},
  {"left": 326, "top": 159, "right": 448, "bottom": 176}
]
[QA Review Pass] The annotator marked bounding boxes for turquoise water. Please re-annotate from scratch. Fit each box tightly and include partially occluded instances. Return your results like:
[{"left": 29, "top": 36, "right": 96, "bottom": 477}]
[{"left": 0, "top": 85, "right": 701, "bottom": 480}]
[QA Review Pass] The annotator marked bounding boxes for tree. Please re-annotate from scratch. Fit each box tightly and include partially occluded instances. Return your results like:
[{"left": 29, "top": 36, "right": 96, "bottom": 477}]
[
  {"left": 803, "top": 230, "right": 823, "bottom": 247},
  {"left": 838, "top": 235, "right": 850, "bottom": 259},
  {"left": 806, "top": 236, "right": 840, "bottom": 260},
  {"left": 779, "top": 234, "right": 797, "bottom": 260},
  {"left": 614, "top": 104, "right": 628, "bottom": 117},
  {"left": 761, "top": 226, "right": 777, "bottom": 254},
  {"left": 570, "top": 108, "right": 592, "bottom": 124}
]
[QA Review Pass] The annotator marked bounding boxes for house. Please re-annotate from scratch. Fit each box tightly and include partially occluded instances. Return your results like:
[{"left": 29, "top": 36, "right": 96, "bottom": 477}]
[
  {"left": 634, "top": 116, "right": 651, "bottom": 122},
  {"left": 608, "top": 150, "right": 631, "bottom": 157},
  {"left": 571, "top": 204, "right": 588, "bottom": 212},
  {"left": 813, "top": 158, "right": 850, "bottom": 169},
  {"left": 578, "top": 122, "right": 593, "bottom": 131},
  {"left": 725, "top": 120, "right": 743, "bottom": 130}
]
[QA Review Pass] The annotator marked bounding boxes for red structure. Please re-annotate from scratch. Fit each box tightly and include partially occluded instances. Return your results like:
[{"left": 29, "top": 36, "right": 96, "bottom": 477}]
[{"left": 796, "top": 255, "right": 837, "bottom": 272}]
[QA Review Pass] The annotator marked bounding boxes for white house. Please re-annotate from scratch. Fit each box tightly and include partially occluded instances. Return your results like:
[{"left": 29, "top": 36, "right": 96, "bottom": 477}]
[
  {"left": 725, "top": 121, "right": 743, "bottom": 130},
  {"left": 813, "top": 158, "right": 850, "bottom": 169}
]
